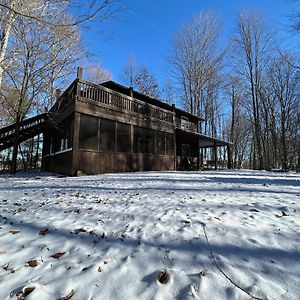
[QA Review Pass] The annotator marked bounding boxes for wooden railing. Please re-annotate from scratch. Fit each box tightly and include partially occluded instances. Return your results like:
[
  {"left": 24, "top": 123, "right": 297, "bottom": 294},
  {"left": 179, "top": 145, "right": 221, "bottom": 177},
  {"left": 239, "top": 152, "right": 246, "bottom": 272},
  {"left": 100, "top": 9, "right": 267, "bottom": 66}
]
[
  {"left": 175, "top": 117, "right": 198, "bottom": 133},
  {"left": 0, "top": 113, "right": 48, "bottom": 141},
  {"left": 0, "top": 113, "right": 49, "bottom": 151},
  {"left": 50, "top": 79, "right": 77, "bottom": 114},
  {"left": 77, "top": 80, "right": 174, "bottom": 124}
]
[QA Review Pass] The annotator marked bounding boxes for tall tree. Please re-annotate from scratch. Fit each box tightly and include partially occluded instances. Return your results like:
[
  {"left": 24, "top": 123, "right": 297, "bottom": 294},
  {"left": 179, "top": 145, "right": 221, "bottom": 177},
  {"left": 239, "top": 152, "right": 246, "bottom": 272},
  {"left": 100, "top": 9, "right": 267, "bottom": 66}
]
[
  {"left": 1, "top": 3, "right": 81, "bottom": 173},
  {"left": 233, "top": 10, "right": 273, "bottom": 169},
  {"left": 85, "top": 63, "right": 112, "bottom": 84},
  {"left": 0, "top": 0, "right": 119, "bottom": 91},
  {"left": 122, "top": 57, "right": 160, "bottom": 98},
  {"left": 267, "top": 52, "right": 300, "bottom": 169},
  {"left": 167, "top": 11, "right": 225, "bottom": 135}
]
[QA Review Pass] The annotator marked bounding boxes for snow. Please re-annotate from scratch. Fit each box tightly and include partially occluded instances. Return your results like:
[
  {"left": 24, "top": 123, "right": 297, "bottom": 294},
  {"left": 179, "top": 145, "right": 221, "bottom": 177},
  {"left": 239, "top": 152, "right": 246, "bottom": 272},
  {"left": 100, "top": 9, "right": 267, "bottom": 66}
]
[{"left": 0, "top": 170, "right": 299, "bottom": 300}]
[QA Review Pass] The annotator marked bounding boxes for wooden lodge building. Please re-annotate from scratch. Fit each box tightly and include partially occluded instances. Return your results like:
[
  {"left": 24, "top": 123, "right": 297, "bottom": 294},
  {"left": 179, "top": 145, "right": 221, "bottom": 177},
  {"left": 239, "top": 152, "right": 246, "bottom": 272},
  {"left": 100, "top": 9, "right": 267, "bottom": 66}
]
[{"left": 41, "top": 67, "right": 231, "bottom": 175}]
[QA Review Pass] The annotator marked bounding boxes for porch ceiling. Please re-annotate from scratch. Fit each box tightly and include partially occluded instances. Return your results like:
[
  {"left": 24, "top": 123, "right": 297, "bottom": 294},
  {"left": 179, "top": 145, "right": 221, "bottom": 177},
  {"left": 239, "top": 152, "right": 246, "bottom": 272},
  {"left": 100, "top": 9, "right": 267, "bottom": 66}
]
[{"left": 175, "top": 129, "right": 232, "bottom": 148}]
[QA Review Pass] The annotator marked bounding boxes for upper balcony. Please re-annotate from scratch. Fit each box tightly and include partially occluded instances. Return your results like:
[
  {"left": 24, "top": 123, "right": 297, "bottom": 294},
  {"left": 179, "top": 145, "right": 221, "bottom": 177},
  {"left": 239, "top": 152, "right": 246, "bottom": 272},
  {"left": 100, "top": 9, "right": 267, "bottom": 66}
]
[{"left": 76, "top": 79, "right": 175, "bottom": 125}]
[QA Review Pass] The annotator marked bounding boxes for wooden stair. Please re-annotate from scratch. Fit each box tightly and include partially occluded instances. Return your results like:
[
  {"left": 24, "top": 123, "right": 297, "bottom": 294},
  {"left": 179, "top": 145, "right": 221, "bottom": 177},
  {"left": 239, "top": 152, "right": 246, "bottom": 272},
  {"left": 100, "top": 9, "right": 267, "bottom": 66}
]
[{"left": 0, "top": 113, "right": 50, "bottom": 151}]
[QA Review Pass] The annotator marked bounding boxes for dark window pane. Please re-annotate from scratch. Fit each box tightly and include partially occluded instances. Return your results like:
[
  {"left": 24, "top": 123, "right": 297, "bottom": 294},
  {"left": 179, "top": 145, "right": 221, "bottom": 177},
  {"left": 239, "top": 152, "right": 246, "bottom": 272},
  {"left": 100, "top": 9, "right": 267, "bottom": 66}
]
[
  {"left": 166, "top": 133, "right": 174, "bottom": 155},
  {"left": 156, "top": 132, "right": 165, "bottom": 155},
  {"left": 79, "top": 114, "right": 99, "bottom": 150},
  {"left": 133, "top": 126, "right": 143, "bottom": 153},
  {"left": 182, "top": 144, "right": 190, "bottom": 157},
  {"left": 100, "top": 119, "right": 115, "bottom": 151},
  {"left": 117, "top": 123, "right": 130, "bottom": 152},
  {"left": 144, "top": 129, "right": 155, "bottom": 154}
]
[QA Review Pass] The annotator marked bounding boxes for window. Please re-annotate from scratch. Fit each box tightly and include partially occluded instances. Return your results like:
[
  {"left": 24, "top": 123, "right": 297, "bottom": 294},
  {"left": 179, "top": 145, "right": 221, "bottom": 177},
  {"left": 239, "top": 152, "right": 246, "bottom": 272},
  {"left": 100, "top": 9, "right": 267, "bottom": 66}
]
[
  {"left": 79, "top": 114, "right": 99, "bottom": 150},
  {"left": 117, "top": 123, "right": 130, "bottom": 152},
  {"left": 133, "top": 127, "right": 155, "bottom": 154},
  {"left": 181, "top": 116, "right": 190, "bottom": 131},
  {"left": 100, "top": 119, "right": 115, "bottom": 151},
  {"left": 156, "top": 132, "right": 165, "bottom": 155},
  {"left": 166, "top": 133, "right": 174, "bottom": 155}
]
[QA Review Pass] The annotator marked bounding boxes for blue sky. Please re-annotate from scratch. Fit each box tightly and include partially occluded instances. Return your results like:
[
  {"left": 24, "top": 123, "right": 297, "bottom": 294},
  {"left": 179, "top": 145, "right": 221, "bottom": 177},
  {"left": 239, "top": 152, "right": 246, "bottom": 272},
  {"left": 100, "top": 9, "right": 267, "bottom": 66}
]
[{"left": 82, "top": 0, "right": 297, "bottom": 85}]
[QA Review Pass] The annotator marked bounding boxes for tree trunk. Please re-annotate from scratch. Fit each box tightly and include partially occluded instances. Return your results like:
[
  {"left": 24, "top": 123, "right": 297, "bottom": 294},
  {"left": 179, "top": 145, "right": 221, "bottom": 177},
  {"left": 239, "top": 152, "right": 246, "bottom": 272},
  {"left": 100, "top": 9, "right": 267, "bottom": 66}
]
[
  {"left": 10, "top": 115, "right": 20, "bottom": 174},
  {"left": 0, "top": 0, "right": 16, "bottom": 90}
]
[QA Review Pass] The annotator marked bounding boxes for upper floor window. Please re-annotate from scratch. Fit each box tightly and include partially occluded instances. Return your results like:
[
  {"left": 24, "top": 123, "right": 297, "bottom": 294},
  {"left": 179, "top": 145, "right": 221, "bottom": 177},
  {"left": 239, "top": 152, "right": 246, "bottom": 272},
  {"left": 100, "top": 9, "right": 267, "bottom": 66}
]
[{"left": 181, "top": 116, "right": 190, "bottom": 131}]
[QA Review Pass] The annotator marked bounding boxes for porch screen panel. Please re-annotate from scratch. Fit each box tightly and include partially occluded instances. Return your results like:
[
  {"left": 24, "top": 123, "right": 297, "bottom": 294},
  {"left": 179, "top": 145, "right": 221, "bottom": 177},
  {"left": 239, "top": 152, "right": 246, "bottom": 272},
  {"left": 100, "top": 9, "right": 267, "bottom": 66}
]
[
  {"left": 166, "top": 133, "right": 174, "bottom": 155},
  {"left": 133, "top": 126, "right": 144, "bottom": 153},
  {"left": 117, "top": 123, "right": 130, "bottom": 152},
  {"left": 100, "top": 119, "right": 116, "bottom": 151},
  {"left": 156, "top": 132, "right": 165, "bottom": 155},
  {"left": 79, "top": 114, "right": 99, "bottom": 150},
  {"left": 144, "top": 129, "right": 155, "bottom": 154}
]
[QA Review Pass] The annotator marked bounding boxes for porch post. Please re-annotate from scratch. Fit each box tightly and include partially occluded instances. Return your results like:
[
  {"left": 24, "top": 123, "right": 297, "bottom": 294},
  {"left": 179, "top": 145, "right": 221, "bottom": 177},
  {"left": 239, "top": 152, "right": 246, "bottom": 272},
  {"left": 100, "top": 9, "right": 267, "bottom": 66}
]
[
  {"left": 227, "top": 144, "right": 232, "bottom": 169},
  {"left": 213, "top": 142, "right": 217, "bottom": 170},
  {"left": 197, "top": 138, "right": 200, "bottom": 170}
]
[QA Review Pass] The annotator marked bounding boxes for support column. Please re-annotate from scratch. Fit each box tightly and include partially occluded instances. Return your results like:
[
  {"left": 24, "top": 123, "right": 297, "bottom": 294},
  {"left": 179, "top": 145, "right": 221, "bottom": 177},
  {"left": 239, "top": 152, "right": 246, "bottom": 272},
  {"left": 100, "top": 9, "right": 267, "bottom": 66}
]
[
  {"left": 227, "top": 144, "right": 232, "bottom": 169},
  {"left": 197, "top": 139, "right": 200, "bottom": 171},
  {"left": 213, "top": 142, "right": 217, "bottom": 170},
  {"left": 72, "top": 112, "right": 80, "bottom": 175}
]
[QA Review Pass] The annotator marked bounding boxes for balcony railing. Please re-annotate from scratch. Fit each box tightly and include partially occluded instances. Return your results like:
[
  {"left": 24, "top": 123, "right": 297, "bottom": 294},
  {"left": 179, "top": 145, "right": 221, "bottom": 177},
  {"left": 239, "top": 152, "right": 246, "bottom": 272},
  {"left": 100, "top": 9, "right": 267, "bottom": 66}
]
[
  {"left": 77, "top": 80, "right": 174, "bottom": 124},
  {"left": 176, "top": 117, "right": 198, "bottom": 133}
]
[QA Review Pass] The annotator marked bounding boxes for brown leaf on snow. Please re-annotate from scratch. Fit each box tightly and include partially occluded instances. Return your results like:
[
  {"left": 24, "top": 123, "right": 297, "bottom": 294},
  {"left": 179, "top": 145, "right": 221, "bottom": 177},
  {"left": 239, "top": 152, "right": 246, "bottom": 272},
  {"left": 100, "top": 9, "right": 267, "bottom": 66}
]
[
  {"left": 157, "top": 270, "right": 170, "bottom": 284},
  {"left": 74, "top": 227, "right": 87, "bottom": 234},
  {"left": 199, "top": 270, "right": 206, "bottom": 277},
  {"left": 50, "top": 252, "right": 65, "bottom": 259},
  {"left": 58, "top": 289, "right": 74, "bottom": 300},
  {"left": 9, "top": 230, "right": 20, "bottom": 234},
  {"left": 26, "top": 260, "right": 38, "bottom": 267},
  {"left": 39, "top": 228, "right": 49, "bottom": 236},
  {"left": 16, "top": 286, "right": 35, "bottom": 299}
]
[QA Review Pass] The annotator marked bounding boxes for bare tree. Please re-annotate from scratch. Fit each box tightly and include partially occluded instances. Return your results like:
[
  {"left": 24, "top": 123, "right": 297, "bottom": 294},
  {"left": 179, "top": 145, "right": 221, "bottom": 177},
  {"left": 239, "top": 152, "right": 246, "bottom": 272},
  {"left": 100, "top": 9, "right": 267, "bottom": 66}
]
[
  {"left": 1, "top": 5, "right": 81, "bottom": 173},
  {"left": 85, "top": 63, "right": 112, "bottom": 84},
  {"left": 167, "top": 11, "right": 225, "bottom": 135},
  {"left": 233, "top": 10, "right": 274, "bottom": 169},
  {"left": 224, "top": 75, "right": 252, "bottom": 168},
  {"left": 0, "top": 0, "right": 119, "bottom": 90},
  {"left": 161, "top": 79, "right": 178, "bottom": 105},
  {"left": 267, "top": 52, "right": 300, "bottom": 169},
  {"left": 122, "top": 57, "right": 160, "bottom": 98}
]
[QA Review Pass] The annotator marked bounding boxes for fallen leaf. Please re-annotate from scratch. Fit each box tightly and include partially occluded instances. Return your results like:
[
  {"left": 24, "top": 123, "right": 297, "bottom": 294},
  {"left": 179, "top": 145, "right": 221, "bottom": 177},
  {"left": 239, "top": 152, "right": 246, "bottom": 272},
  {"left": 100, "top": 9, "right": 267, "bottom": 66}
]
[
  {"left": 50, "top": 252, "right": 65, "bottom": 259},
  {"left": 39, "top": 228, "right": 49, "bottom": 236},
  {"left": 16, "top": 286, "right": 35, "bottom": 299},
  {"left": 58, "top": 289, "right": 74, "bottom": 300},
  {"left": 26, "top": 260, "right": 38, "bottom": 267},
  {"left": 9, "top": 230, "right": 20, "bottom": 234},
  {"left": 249, "top": 208, "right": 259, "bottom": 212},
  {"left": 75, "top": 228, "right": 87, "bottom": 234},
  {"left": 157, "top": 270, "right": 170, "bottom": 284}
]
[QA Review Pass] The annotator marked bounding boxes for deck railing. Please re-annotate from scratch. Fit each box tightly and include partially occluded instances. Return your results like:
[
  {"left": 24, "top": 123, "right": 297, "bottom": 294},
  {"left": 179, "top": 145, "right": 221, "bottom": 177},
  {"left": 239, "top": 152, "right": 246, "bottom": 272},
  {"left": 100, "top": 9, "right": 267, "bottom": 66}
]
[{"left": 77, "top": 80, "right": 174, "bottom": 124}]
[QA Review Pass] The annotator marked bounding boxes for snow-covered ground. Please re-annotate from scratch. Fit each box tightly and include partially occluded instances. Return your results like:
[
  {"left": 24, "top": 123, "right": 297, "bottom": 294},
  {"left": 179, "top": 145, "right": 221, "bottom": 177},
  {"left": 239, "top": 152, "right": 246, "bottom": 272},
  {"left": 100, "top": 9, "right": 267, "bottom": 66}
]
[{"left": 0, "top": 170, "right": 299, "bottom": 300}]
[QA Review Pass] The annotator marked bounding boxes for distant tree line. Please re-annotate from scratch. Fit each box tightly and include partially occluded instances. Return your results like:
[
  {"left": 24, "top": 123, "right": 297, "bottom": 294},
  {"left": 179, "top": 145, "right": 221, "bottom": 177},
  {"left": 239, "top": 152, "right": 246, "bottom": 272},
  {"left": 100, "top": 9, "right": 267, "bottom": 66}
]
[{"left": 121, "top": 10, "right": 300, "bottom": 171}]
